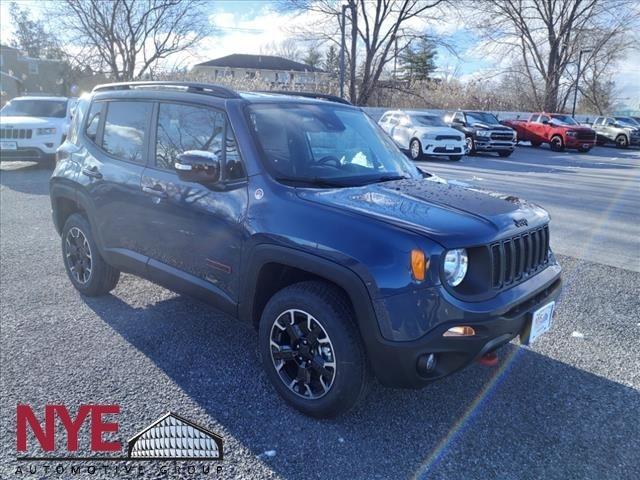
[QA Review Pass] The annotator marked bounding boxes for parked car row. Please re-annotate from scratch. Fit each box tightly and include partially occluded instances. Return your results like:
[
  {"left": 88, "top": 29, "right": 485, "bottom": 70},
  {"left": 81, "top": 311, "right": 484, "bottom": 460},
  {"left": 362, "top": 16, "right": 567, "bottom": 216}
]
[{"left": 377, "top": 108, "right": 639, "bottom": 161}]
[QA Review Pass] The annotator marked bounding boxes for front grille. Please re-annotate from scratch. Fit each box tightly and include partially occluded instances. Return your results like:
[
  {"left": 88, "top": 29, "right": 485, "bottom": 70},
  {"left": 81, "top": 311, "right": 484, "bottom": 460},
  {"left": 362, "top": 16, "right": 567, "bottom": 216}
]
[
  {"left": 435, "top": 135, "right": 462, "bottom": 141},
  {"left": 576, "top": 131, "right": 594, "bottom": 140},
  {"left": 490, "top": 225, "right": 550, "bottom": 288},
  {"left": 0, "top": 128, "right": 33, "bottom": 139},
  {"left": 490, "top": 132, "right": 514, "bottom": 141}
]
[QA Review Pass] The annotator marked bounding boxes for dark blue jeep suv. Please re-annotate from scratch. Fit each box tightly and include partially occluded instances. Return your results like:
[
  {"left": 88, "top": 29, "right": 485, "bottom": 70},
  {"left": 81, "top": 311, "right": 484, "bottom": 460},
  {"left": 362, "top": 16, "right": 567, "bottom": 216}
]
[{"left": 50, "top": 82, "right": 562, "bottom": 417}]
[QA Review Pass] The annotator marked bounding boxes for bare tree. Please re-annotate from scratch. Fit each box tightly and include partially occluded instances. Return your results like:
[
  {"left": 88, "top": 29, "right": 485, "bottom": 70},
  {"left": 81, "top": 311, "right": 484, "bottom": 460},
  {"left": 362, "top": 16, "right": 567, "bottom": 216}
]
[
  {"left": 469, "top": 0, "right": 638, "bottom": 112},
  {"left": 286, "top": 0, "right": 446, "bottom": 105},
  {"left": 261, "top": 39, "right": 303, "bottom": 61},
  {"left": 47, "top": 0, "right": 213, "bottom": 81}
]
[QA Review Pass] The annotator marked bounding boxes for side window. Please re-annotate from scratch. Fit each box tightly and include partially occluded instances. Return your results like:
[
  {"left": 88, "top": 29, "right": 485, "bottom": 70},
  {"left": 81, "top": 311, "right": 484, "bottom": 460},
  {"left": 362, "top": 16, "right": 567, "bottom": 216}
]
[
  {"left": 84, "top": 102, "right": 103, "bottom": 143},
  {"left": 388, "top": 115, "right": 399, "bottom": 126},
  {"left": 531, "top": 115, "right": 540, "bottom": 123},
  {"left": 453, "top": 112, "right": 463, "bottom": 123},
  {"left": 102, "top": 101, "right": 152, "bottom": 163},
  {"left": 605, "top": 118, "right": 615, "bottom": 126},
  {"left": 379, "top": 114, "right": 389, "bottom": 124},
  {"left": 540, "top": 115, "right": 550, "bottom": 123},
  {"left": 156, "top": 103, "right": 245, "bottom": 180}
]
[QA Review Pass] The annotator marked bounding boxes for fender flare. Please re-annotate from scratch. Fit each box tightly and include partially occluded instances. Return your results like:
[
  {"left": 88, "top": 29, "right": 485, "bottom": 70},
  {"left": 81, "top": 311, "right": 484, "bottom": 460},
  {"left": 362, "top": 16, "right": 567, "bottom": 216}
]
[{"left": 239, "top": 243, "right": 380, "bottom": 345}]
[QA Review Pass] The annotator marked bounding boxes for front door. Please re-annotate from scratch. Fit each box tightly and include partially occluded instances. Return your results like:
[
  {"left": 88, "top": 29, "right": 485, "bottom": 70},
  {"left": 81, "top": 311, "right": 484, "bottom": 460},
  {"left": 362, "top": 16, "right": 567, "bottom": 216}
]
[{"left": 137, "top": 101, "right": 249, "bottom": 304}]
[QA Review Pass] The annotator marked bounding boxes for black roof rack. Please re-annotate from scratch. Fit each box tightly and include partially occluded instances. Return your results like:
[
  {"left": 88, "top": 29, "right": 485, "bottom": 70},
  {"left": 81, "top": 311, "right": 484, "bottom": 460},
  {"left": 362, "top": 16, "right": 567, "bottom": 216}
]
[
  {"left": 92, "top": 81, "right": 241, "bottom": 99},
  {"left": 257, "top": 90, "right": 352, "bottom": 105}
]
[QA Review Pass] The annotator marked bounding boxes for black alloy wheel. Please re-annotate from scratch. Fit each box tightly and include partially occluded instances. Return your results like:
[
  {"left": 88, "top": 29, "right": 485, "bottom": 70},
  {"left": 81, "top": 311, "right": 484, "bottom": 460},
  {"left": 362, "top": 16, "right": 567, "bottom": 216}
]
[{"left": 65, "top": 226, "right": 92, "bottom": 284}]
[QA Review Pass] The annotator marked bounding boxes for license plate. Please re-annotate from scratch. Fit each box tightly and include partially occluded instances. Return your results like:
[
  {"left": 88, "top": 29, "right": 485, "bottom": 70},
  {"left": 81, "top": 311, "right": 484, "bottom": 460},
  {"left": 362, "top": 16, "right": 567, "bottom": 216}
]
[
  {"left": 0, "top": 141, "right": 17, "bottom": 151},
  {"left": 445, "top": 144, "right": 455, "bottom": 150},
  {"left": 522, "top": 301, "right": 555, "bottom": 345}
]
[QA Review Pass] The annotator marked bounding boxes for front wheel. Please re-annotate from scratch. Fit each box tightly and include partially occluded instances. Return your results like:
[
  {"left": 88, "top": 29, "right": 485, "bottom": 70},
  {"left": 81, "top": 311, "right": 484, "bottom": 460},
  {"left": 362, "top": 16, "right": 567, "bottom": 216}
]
[
  {"left": 615, "top": 134, "right": 629, "bottom": 149},
  {"left": 409, "top": 138, "right": 423, "bottom": 160},
  {"left": 550, "top": 135, "right": 564, "bottom": 152},
  {"left": 465, "top": 136, "right": 476, "bottom": 155},
  {"left": 258, "top": 281, "right": 370, "bottom": 418},
  {"left": 62, "top": 213, "right": 120, "bottom": 296}
]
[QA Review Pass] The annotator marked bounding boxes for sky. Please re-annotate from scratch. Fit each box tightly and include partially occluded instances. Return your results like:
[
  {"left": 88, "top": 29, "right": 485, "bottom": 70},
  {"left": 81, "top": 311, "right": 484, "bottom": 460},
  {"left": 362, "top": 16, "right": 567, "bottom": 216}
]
[{"left": 0, "top": 0, "right": 638, "bottom": 108}]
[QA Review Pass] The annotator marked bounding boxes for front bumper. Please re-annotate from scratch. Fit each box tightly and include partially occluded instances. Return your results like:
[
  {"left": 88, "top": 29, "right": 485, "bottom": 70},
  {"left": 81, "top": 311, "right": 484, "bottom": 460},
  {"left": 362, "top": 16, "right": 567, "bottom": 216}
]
[
  {"left": 0, "top": 135, "right": 61, "bottom": 161},
  {"left": 421, "top": 140, "right": 466, "bottom": 156},
  {"left": 365, "top": 262, "right": 562, "bottom": 388},
  {"left": 565, "top": 137, "right": 596, "bottom": 149},
  {"left": 0, "top": 146, "right": 55, "bottom": 162}
]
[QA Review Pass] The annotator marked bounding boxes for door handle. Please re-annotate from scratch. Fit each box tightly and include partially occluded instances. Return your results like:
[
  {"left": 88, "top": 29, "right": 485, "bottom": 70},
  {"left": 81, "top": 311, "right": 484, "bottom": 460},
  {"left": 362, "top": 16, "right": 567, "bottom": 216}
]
[
  {"left": 81, "top": 166, "right": 102, "bottom": 179},
  {"left": 142, "top": 184, "right": 168, "bottom": 198}
]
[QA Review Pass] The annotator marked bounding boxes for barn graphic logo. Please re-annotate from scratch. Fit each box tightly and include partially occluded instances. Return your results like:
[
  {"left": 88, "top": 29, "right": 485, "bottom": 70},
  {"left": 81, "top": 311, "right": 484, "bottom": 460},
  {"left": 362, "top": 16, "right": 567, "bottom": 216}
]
[{"left": 127, "top": 412, "right": 223, "bottom": 460}]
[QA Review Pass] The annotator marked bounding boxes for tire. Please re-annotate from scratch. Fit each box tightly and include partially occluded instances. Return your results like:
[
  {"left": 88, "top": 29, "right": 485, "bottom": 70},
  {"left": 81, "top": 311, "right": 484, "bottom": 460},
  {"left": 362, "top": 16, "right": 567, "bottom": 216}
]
[
  {"left": 465, "top": 136, "right": 476, "bottom": 155},
  {"left": 61, "top": 213, "right": 120, "bottom": 296},
  {"left": 498, "top": 151, "right": 512, "bottom": 157},
  {"left": 409, "top": 138, "right": 423, "bottom": 160},
  {"left": 258, "top": 280, "right": 370, "bottom": 418},
  {"left": 449, "top": 155, "right": 462, "bottom": 161},
  {"left": 550, "top": 135, "right": 564, "bottom": 152},
  {"left": 615, "top": 134, "right": 629, "bottom": 149}
]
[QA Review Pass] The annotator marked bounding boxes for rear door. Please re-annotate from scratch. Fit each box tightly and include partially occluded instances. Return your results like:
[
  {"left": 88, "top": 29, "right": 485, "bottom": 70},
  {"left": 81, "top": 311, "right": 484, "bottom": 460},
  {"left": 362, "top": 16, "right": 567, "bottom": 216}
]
[
  {"left": 77, "top": 99, "right": 154, "bottom": 271},
  {"left": 137, "top": 101, "right": 249, "bottom": 304}
]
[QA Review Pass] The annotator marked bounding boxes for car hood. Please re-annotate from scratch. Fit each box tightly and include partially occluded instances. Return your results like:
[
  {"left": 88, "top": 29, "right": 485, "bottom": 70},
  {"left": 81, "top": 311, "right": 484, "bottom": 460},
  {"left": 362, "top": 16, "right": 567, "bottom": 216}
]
[
  {"left": 413, "top": 125, "right": 464, "bottom": 137},
  {"left": 0, "top": 115, "right": 61, "bottom": 126},
  {"left": 296, "top": 177, "right": 549, "bottom": 248}
]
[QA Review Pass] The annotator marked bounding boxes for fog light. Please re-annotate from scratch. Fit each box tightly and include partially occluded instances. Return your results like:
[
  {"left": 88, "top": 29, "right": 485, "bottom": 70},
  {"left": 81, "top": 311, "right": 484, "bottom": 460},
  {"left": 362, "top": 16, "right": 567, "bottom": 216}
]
[
  {"left": 416, "top": 353, "right": 437, "bottom": 375},
  {"left": 443, "top": 326, "right": 476, "bottom": 337}
]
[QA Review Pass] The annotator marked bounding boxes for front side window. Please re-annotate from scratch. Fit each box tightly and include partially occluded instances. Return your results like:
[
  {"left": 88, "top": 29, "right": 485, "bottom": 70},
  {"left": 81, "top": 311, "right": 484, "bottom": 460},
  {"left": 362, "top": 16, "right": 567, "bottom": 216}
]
[
  {"left": 1, "top": 99, "right": 67, "bottom": 118},
  {"left": 248, "top": 103, "right": 420, "bottom": 186},
  {"left": 102, "top": 101, "right": 152, "bottom": 163},
  {"left": 155, "top": 103, "right": 225, "bottom": 171}
]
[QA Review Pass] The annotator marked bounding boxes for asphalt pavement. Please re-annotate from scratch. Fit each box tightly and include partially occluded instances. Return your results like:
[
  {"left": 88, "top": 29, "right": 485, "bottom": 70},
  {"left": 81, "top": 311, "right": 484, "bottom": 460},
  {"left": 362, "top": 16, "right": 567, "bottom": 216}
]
[{"left": 1, "top": 145, "right": 639, "bottom": 480}]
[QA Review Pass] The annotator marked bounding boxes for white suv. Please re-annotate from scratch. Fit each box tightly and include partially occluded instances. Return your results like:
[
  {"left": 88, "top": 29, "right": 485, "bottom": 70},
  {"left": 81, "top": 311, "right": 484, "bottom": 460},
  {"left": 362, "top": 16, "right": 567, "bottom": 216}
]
[
  {"left": 378, "top": 110, "right": 466, "bottom": 161},
  {"left": 0, "top": 96, "right": 74, "bottom": 164}
]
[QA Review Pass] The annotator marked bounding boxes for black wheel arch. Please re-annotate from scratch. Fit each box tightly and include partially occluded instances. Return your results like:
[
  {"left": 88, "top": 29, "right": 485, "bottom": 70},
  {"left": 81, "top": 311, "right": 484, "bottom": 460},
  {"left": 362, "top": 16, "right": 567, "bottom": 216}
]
[{"left": 240, "top": 244, "right": 379, "bottom": 344}]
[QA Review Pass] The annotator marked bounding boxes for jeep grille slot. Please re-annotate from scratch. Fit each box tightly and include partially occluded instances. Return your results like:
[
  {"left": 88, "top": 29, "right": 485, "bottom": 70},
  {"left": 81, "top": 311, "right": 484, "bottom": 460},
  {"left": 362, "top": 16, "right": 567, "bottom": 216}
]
[
  {"left": 1, "top": 128, "right": 33, "bottom": 139},
  {"left": 490, "top": 225, "right": 550, "bottom": 289}
]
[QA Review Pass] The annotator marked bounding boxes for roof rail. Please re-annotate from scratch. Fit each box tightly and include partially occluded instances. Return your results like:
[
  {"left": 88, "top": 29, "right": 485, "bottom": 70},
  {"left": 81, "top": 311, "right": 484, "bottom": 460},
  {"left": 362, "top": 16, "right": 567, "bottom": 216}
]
[
  {"left": 258, "top": 90, "right": 352, "bottom": 105},
  {"left": 92, "top": 81, "right": 241, "bottom": 99}
]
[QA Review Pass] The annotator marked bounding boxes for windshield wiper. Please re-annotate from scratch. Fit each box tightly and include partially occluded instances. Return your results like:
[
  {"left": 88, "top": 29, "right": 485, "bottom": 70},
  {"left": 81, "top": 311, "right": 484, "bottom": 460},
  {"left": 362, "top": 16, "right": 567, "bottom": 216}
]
[
  {"left": 275, "top": 176, "right": 349, "bottom": 188},
  {"left": 363, "top": 174, "right": 409, "bottom": 185}
]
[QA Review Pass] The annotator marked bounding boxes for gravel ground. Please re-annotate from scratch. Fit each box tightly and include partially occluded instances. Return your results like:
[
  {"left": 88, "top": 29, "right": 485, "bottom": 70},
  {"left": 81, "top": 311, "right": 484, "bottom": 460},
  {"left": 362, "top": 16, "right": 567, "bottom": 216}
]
[{"left": 1, "top": 147, "right": 639, "bottom": 480}]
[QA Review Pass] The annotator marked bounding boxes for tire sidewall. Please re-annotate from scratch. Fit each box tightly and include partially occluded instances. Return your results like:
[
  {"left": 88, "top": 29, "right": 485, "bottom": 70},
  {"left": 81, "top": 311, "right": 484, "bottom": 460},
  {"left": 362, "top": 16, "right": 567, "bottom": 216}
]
[
  {"left": 258, "top": 285, "right": 365, "bottom": 417},
  {"left": 616, "top": 135, "right": 628, "bottom": 148},
  {"left": 61, "top": 214, "right": 103, "bottom": 295},
  {"left": 409, "top": 139, "right": 422, "bottom": 160}
]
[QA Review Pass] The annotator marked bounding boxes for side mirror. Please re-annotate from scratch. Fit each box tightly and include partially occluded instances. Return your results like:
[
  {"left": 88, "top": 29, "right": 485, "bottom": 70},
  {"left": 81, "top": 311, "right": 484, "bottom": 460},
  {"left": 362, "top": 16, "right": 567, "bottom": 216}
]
[
  {"left": 452, "top": 118, "right": 465, "bottom": 126},
  {"left": 542, "top": 119, "right": 550, "bottom": 125},
  {"left": 175, "top": 150, "right": 221, "bottom": 185}
]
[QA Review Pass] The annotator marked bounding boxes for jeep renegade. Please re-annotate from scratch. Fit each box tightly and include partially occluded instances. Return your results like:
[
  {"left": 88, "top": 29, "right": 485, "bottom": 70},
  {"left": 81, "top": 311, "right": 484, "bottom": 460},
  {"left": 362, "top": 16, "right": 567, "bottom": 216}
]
[{"left": 50, "top": 82, "right": 562, "bottom": 417}]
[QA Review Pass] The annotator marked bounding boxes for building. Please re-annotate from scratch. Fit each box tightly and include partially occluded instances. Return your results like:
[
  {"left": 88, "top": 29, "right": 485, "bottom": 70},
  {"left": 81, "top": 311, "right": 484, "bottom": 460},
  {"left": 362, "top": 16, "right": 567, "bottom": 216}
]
[
  {"left": 0, "top": 45, "right": 67, "bottom": 105},
  {"left": 192, "top": 53, "right": 329, "bottom": 87}
]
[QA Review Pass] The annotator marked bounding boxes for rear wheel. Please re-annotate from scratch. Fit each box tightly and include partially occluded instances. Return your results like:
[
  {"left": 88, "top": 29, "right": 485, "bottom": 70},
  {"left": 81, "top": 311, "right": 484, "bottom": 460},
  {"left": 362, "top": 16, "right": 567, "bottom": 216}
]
[
  {"left": 615, "top": 134, "right": 629, "bottom": 149},
  {"left": 258, "top": 281, "right": 370, "bottom": 418},
  {"left": 550, "top": 135, "right": 564, "bottom": 152},
  {"left": 409, "top": 138, "right": 423, "bottom": 160},
  {"left": 62, "top": 213, "right": 120, "bottom": 296}
]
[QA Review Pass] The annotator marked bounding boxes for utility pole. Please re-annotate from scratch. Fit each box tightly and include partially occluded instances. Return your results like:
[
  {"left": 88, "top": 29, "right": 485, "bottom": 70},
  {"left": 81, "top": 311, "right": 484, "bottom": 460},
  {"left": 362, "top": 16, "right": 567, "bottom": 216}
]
[
  {"left": 339, "top": 4, "right": 347, "bottom": 99},
  {"left": 572, "top": 48, "right": 593, "bottom": 117}
]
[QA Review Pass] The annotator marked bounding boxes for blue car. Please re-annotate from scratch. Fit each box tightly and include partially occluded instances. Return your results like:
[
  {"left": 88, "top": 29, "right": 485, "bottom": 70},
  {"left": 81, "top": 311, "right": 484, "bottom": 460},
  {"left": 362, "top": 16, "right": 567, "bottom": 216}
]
[{"left": 50, "top": 82, "right": 562, "bottom": 417}]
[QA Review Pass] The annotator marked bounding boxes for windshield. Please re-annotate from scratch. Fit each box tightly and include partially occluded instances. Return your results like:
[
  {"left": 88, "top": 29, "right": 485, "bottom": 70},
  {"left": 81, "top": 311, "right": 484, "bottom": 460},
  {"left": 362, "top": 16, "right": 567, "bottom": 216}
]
[
  {"left": 465, "top": 112, "right": 500, "bottom": 125},
  {"left": 0, "top": 99, "right": 68, "bottom": 118},
  {"left": 248, "top": 103, "right": 421, "bottom": 186},
  {"left": 550, "top": 114, "right": 578, "bottom": 125},
  {"left": 614, "top": 117, "right": 639, "bottom": 127},
  {"left": 411, "top": 115, "right": 446, "bottom": 127}
]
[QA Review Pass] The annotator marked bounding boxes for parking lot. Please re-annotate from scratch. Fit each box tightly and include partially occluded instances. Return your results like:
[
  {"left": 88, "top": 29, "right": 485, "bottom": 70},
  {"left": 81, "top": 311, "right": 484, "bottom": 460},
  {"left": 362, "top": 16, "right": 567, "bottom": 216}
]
[{"left": 1, "top": 145, "right": 639, "bottom": 479}]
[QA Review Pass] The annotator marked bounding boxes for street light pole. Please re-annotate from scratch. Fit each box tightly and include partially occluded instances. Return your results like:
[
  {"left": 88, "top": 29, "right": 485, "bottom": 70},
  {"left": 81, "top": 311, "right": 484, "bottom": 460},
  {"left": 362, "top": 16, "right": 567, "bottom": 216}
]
[
  {"left": 572, "top": 48, "right": 592, "bottom": 118},
  {"left": 339, "top": 4, "right": 347, "bottom": 99}
]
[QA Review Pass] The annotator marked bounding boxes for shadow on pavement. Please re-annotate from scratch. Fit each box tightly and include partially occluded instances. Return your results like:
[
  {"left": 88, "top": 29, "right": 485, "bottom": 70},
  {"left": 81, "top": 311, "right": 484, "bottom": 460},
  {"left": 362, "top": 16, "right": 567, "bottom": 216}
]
[
  {"left": 0, "top": 161, "right": 52, "bottom": 195},
  {"left": 84, "top": 292, "right": 639, "bottom": 479}
]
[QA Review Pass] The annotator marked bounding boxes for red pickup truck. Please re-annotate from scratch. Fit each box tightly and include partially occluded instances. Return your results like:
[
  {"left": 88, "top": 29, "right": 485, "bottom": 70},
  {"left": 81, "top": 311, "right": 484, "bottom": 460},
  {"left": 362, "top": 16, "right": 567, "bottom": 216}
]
[{"left": 503, "top": 113, "right": 596, "bottom": 152}]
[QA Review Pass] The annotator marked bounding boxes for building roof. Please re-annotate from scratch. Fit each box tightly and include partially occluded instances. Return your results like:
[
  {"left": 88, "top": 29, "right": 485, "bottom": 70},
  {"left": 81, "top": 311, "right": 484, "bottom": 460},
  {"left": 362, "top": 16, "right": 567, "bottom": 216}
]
[{"left": 195, "top": 54, "right": 325, "bottom": 73}]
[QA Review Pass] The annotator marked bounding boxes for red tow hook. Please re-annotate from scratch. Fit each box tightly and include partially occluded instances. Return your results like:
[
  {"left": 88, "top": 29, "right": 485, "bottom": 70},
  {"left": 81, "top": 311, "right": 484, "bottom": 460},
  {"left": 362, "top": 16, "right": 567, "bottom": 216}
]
[{"left": 477, "top": 351, "right": 499, "bottom": 367}]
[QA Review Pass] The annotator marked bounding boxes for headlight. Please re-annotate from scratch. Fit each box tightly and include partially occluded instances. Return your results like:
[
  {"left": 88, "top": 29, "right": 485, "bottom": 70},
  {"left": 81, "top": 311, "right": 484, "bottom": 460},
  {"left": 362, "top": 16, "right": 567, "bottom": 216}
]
[
  {"left": 36, "top": 127, "right": 57, "bottom": 135},
  {"left": 476, "top": 130, "right": 490, "bottom": 137},
  {"left": 566, "top": 130, "right": 577, "bottom": 137},
  {"left": 444, "top": 249, "right": 468, "bottom": 286}
]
